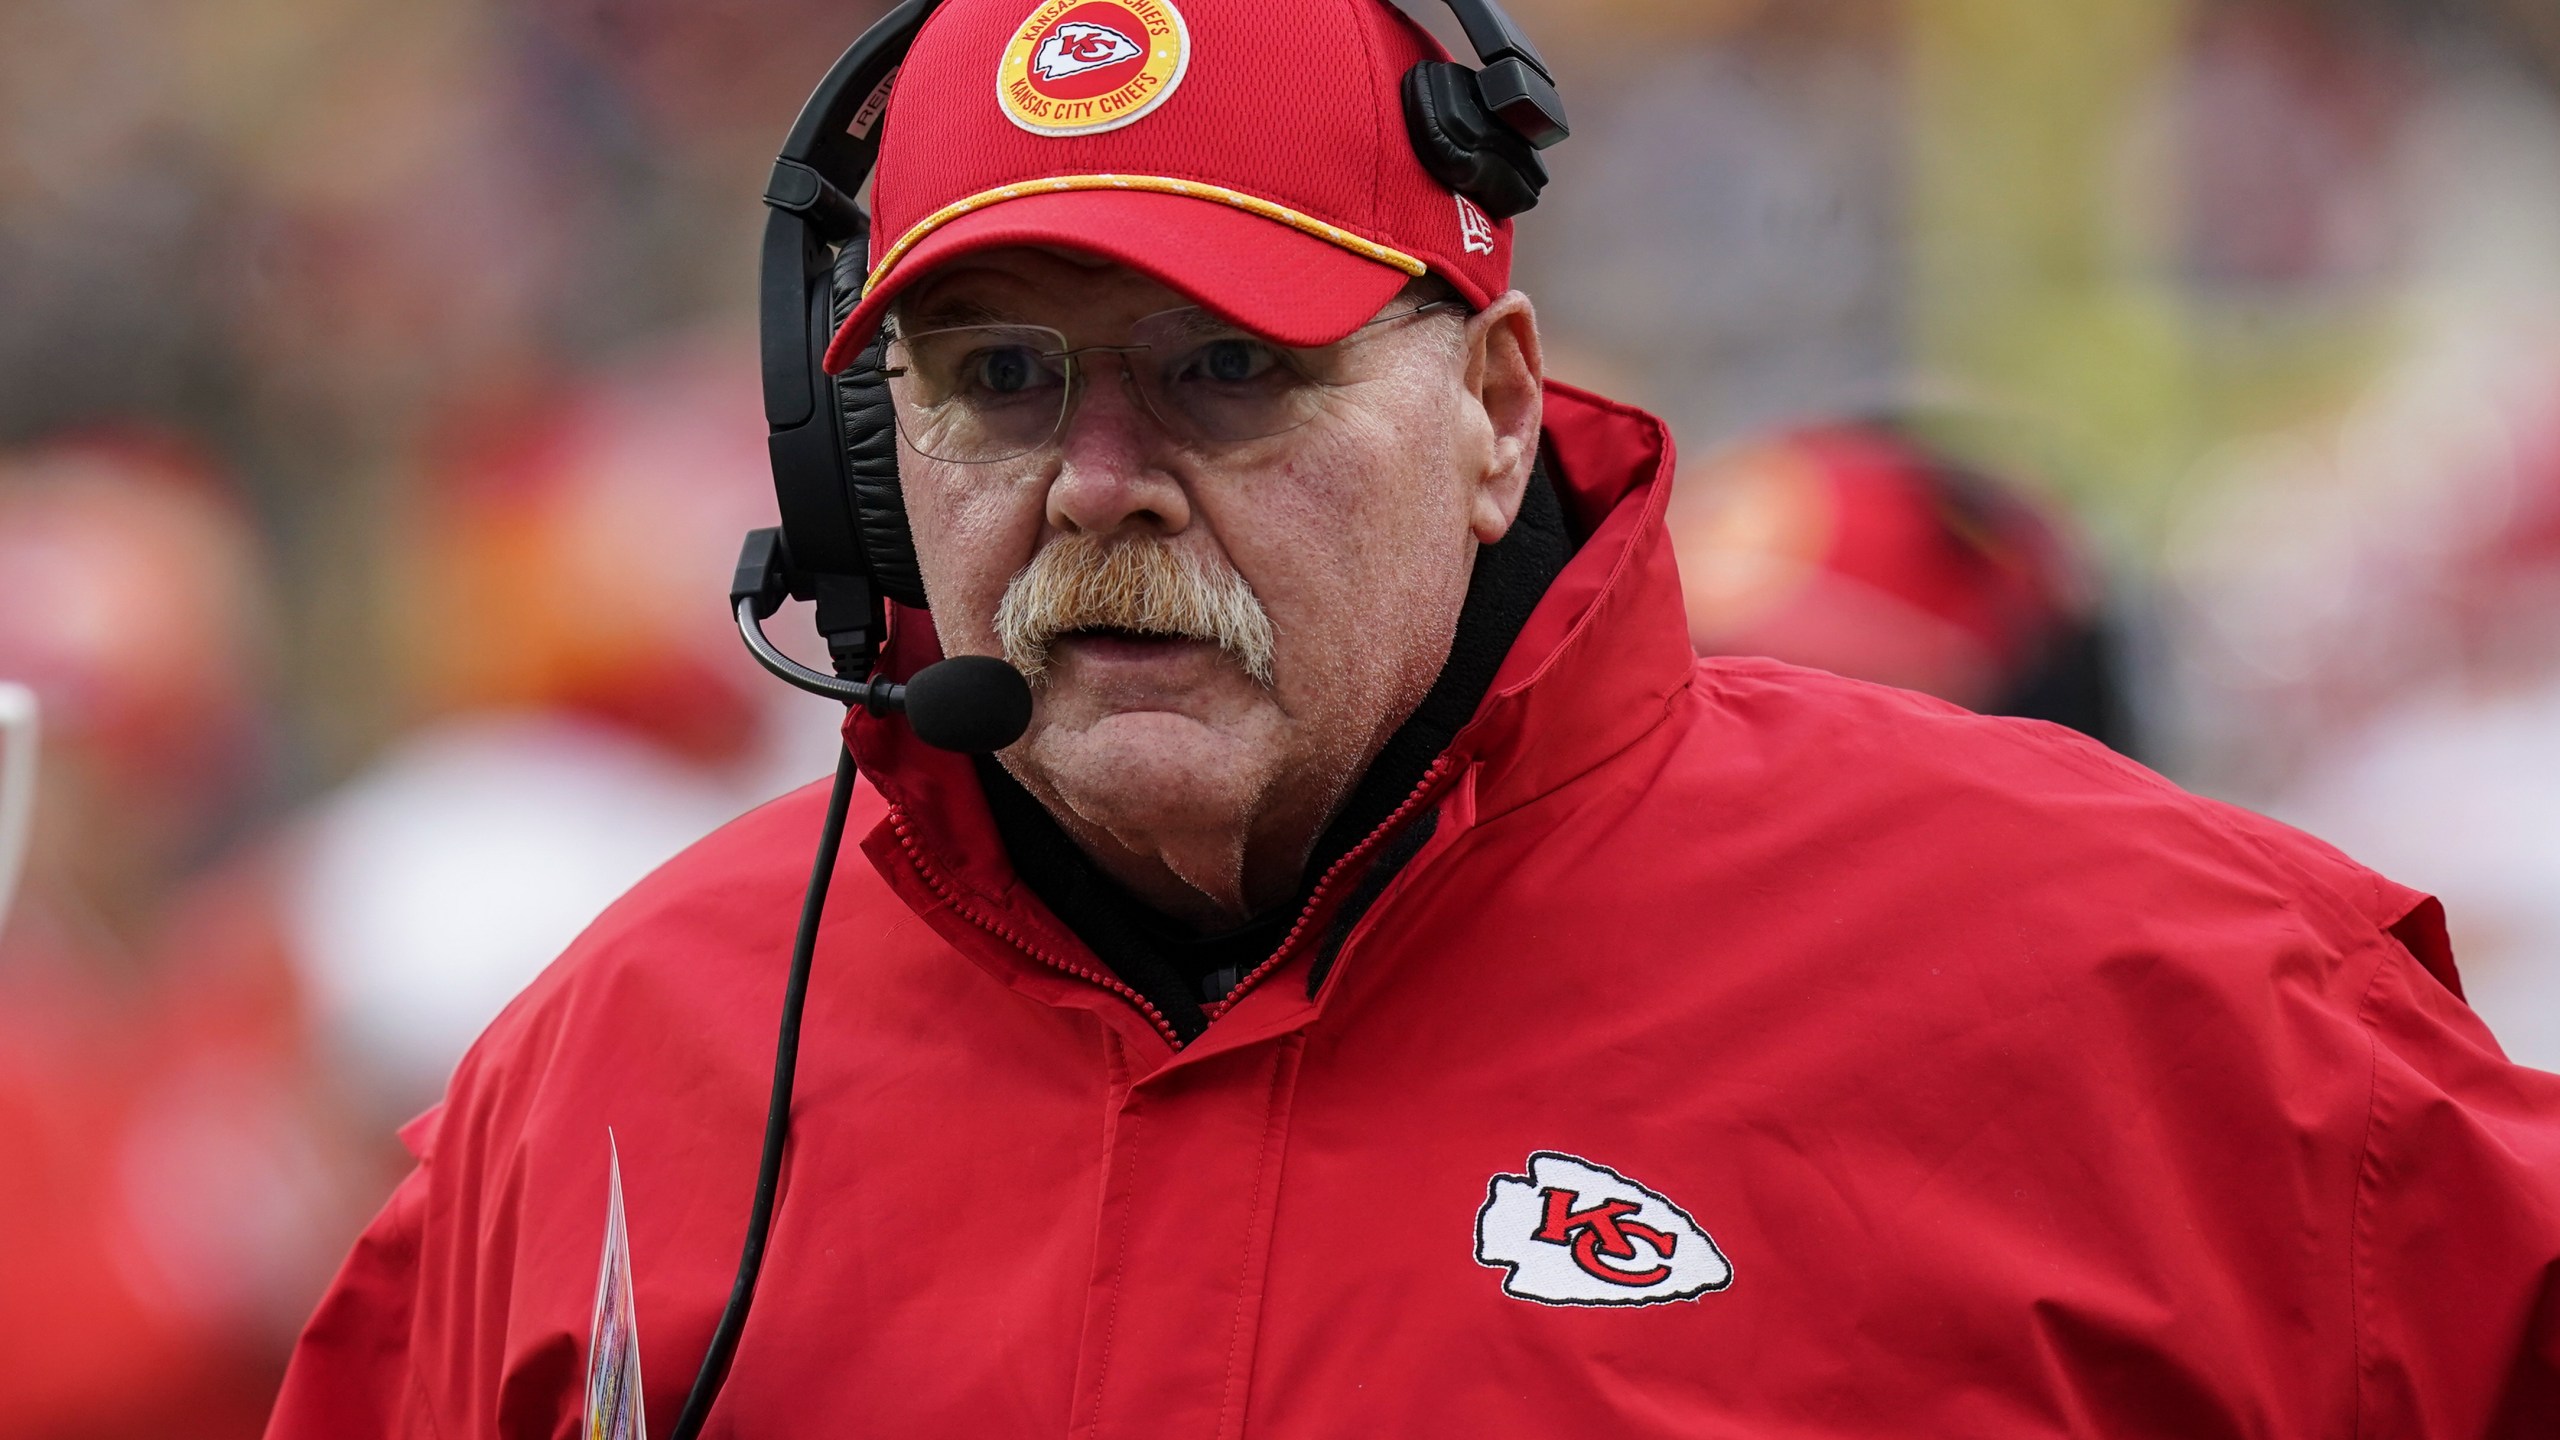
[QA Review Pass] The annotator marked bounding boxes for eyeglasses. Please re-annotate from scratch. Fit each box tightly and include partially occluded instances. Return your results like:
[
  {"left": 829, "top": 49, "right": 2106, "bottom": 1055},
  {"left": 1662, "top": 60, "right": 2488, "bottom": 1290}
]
[{"left": 871, "top": 301, "right": 1465, "bottom": 465}]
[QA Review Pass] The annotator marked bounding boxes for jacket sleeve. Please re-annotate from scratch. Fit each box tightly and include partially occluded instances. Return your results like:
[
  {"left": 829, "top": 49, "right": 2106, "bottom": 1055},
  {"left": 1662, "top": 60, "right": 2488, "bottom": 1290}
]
[
  {"left": 2355, "top": 912, "right": 2560, "bottom": 1437},
  {"left": 266, "top": 1145, "right": 440, "bottom": 1439}
]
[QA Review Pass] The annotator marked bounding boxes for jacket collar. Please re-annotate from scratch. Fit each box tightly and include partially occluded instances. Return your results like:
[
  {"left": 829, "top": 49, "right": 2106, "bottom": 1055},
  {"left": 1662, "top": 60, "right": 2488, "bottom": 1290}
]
[
  {"left": 846, "top": 381, "right": 1689, "bottom": 1044},
  {"left": 1447, "top": 381, "right": 1690, "bottom": 824}
]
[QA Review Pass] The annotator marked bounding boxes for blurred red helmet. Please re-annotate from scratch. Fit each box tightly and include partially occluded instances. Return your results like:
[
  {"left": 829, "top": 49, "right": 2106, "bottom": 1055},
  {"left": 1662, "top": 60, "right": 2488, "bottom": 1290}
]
[
  {"left": 1673, "top": 420, "right": 2133, "bottom": 748},
  {"left": 0, "top": 436, "right": 272, "bottom": 811}
]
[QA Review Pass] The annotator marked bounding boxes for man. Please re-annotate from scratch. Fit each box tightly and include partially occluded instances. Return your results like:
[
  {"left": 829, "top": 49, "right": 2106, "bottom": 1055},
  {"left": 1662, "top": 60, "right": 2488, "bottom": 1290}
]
[{"left": 269, "top": 0, "right": 2560, "bottom": 1435}]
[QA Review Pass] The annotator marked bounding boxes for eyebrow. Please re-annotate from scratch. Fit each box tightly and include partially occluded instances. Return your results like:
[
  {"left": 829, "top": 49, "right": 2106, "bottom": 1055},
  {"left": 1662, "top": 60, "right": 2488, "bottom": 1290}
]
[
  {"left": 1137, "top": 305, "right": 1246, "bottom": 341},
  {"left": 894, "top": 296, "right": 1019, "bottom": 332}
]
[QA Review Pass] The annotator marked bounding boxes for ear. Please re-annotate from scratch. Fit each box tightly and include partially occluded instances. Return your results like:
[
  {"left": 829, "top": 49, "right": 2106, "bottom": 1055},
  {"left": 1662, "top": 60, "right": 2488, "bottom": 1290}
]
[{"left": 1460, "top": 291, "right": 1544, "bottom": 545}]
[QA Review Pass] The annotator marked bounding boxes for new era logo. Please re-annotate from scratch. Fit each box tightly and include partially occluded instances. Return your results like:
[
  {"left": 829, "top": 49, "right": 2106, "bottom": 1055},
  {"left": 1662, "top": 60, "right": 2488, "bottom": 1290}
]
[
  {"left": 1476, "top": 1151, "right": 1732, "bottom": 1307},
  {"left": 1455, "top": 195, "right": 1497, "bottom": 256}
]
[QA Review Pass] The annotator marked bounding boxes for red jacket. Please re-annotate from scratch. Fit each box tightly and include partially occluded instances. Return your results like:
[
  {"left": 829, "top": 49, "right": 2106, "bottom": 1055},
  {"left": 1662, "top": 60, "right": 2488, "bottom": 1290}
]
[{"left": 269, "top": 384, "right": 2560, "bottom": 1438}]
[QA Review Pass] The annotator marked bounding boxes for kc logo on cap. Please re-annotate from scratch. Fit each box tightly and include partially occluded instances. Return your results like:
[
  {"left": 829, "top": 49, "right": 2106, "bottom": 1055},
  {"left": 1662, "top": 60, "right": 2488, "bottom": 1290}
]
[{"left": 999, "top": 0, "right": 1191, "bottom": 137}]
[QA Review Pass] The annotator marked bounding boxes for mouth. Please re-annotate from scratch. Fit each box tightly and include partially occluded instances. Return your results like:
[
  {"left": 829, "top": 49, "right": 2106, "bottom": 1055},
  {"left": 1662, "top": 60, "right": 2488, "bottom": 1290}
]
[
  {"left": 1055, "top": 624, "right": 1197, "bottom": 650},
  {"left": 1044, "top": 625, "right": 1229, "bottom": 675}
]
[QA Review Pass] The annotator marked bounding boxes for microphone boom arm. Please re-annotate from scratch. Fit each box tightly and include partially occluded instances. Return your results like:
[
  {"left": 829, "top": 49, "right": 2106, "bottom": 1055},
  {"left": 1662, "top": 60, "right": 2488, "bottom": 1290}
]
[{"left": 737, "top": 596, "right": 902, "bottom": 711}]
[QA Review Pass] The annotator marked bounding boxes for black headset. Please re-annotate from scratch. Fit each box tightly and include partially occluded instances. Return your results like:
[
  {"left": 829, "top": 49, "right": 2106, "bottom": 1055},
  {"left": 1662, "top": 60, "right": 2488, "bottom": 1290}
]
[
  {"left": 731, "top": 0, "right": 1568, "bottom": 698},
  {"left": 684, "top": 4, "right": 1567, "bottom": 1435}
]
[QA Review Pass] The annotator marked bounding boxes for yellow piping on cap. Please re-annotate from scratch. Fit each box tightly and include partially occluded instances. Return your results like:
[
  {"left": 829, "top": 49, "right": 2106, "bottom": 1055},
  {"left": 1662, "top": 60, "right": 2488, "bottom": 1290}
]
[{"left": 862, "top": 174, "right": 1428, "bottom": 299}]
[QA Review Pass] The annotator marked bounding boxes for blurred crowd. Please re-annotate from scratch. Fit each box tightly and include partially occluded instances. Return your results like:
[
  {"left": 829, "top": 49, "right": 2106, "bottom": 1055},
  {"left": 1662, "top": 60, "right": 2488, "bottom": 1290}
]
[{"left": 4, "top": 0, "right": 2559, "bottom": 1432}]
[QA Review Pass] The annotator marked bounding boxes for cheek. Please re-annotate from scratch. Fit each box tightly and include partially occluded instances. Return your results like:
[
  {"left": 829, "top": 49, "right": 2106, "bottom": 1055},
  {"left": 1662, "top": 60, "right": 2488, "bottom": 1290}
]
[
  {"left": 1216, "top": 408, "right": 1478, "bottom": 678},
  {"left": 905, "top": 460, "right": 1048, "bottom": 644}
]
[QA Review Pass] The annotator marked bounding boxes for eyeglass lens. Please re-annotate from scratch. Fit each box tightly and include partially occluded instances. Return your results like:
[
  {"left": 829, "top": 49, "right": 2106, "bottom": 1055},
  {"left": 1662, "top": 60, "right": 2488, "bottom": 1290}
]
[{"left": 880, "top": 304, "right": 1452, "bottom": 465}]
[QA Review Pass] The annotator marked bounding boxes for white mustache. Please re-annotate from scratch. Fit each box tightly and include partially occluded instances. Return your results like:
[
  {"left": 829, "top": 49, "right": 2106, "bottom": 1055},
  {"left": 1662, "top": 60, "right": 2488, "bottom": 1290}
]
[{"left": 994, "top": 535, "right": 1276, "bottom": 686}]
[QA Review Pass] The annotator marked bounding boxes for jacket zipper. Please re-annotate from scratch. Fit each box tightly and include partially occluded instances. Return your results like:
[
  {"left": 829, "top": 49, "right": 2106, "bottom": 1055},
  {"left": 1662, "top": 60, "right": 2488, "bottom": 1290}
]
[
  {"left": 1207, "top": 754, "right": 1459, "bottom": 1022},
  {"left": 887, "top": 754, "right": 1458, "bottom": 1047},
  {"left": 887, "top": 808, "right": 1187, "bottom": 1049}
]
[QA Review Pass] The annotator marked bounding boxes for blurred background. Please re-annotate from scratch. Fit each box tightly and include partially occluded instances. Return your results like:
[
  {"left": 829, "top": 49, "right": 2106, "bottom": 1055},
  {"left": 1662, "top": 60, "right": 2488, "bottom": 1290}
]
[{"left": 2, "top": 0, "right": 2557, "bottom": 1430}]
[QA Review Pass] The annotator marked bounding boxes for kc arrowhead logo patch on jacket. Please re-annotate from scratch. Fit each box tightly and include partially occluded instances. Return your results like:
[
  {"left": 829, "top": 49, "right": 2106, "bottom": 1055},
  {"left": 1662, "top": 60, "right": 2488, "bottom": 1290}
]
[
  {"left": 1476, "top": 1152, "right": 1732, "bottom": 1306},
  {"left": 999, "top": 0, "right": 1190, "bottom": 137}
]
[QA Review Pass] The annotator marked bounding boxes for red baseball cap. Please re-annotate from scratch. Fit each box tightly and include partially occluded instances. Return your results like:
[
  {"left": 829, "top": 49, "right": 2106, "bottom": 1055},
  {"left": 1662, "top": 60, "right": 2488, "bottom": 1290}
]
[{"left": 821, "top": 0, "right": 1515, "bottom": 372}]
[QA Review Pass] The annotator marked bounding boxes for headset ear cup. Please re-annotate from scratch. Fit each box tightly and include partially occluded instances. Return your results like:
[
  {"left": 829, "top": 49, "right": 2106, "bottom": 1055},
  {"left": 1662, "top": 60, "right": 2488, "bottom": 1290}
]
[
  {"left": 829, "top": 254, "right": 930, "bottom": 610},
  {"left": 1402, "top": 61, "right": 1546, "bottom": 220}
]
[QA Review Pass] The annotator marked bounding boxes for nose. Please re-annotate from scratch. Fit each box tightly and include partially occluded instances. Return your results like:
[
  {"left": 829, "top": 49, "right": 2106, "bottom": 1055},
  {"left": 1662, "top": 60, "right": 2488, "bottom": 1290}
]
[{"left": 1044, "top": 354, "right": 1193, "bottom": 539}]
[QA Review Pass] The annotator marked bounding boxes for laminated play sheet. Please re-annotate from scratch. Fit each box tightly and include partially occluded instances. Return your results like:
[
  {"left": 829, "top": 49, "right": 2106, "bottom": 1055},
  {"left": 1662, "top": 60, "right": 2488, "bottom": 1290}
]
[{"left": 586, "top": 1134, "right": 647, "bottom": 1440}]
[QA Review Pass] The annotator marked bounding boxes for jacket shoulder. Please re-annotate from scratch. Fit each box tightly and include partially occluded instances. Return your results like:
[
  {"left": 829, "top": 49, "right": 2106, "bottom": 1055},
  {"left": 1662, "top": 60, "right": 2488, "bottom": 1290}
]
[{"left": 1682, "top": 656, "right": 2439, "bottom": 967}]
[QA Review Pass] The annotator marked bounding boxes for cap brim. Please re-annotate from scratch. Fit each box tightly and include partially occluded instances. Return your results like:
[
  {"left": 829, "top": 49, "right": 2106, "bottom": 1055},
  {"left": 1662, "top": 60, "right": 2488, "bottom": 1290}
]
[{"left": 822, "top": 188, "right": 1417, "bottom": 372}]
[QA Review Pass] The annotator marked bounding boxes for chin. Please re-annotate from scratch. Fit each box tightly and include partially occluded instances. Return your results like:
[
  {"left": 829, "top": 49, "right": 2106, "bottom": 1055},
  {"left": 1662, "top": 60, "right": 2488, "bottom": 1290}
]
[{"left": 1020, "top": 708, "right": 1273, "bottom": 831}]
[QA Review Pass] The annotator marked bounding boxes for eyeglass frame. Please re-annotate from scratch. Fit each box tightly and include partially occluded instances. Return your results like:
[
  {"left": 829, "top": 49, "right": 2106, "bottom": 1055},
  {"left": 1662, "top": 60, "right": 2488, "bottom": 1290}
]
[{"left": 866, "top": 298, "right": 1473, "bottom": 465}]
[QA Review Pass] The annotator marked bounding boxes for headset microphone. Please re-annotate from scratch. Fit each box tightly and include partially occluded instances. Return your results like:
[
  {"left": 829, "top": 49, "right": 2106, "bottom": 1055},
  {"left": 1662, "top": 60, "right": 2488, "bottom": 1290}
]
[{"left": 898, "top": 656, "right": 1036, "bottom": 754}]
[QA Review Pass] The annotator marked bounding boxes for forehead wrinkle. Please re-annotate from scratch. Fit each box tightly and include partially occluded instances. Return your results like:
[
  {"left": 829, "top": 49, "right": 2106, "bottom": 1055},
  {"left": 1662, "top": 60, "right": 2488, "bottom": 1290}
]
[
  {"left": 1136, "top": 305, "right": 1255, "bottom": 342},
  {"left": 897, "top": 296, "right": 1017, "bottom": 332},
  {"left": 895, "top": 249, "right": 1196, "bottom": 337}
]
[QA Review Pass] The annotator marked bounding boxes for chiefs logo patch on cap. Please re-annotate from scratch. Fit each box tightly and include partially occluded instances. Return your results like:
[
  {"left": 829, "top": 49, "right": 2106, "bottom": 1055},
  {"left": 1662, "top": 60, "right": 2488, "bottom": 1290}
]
[{"left": 998, "top": 0, "right": 1190, "bottom": 137}]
